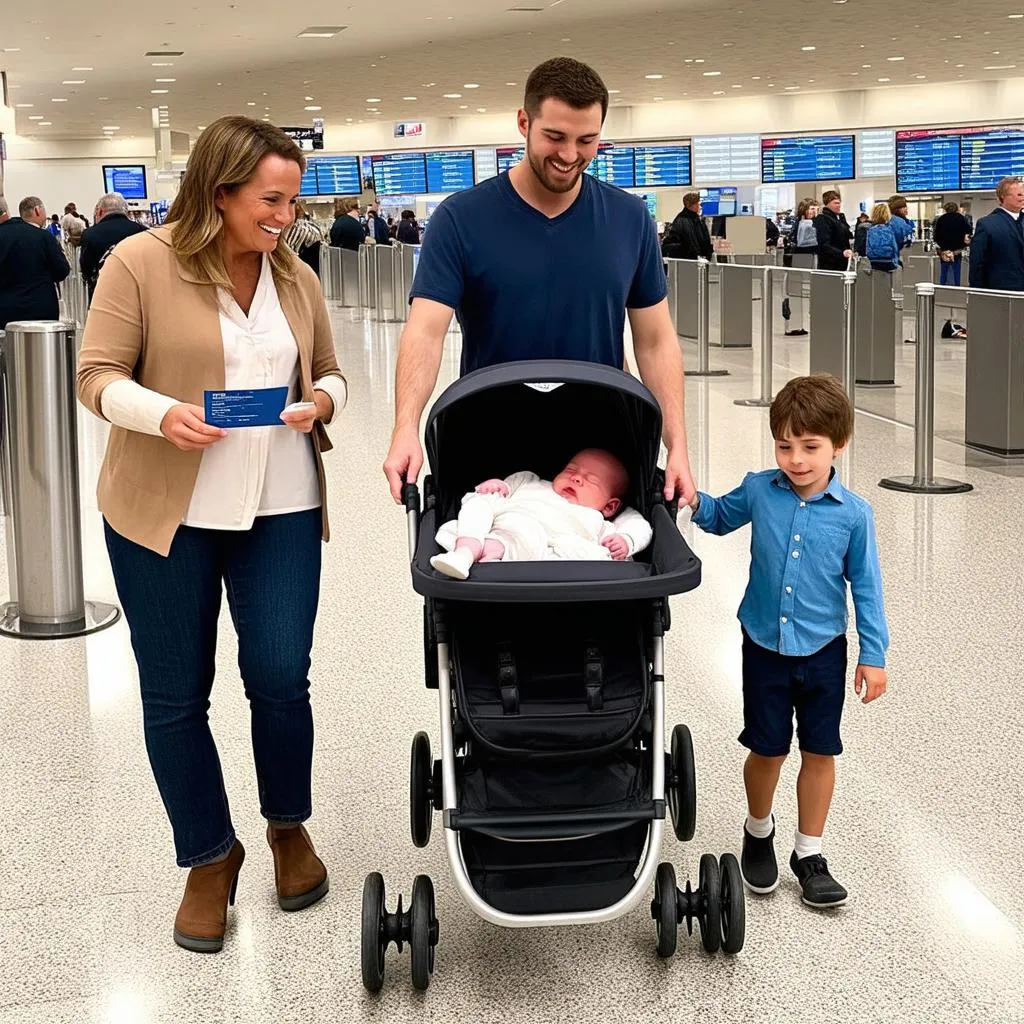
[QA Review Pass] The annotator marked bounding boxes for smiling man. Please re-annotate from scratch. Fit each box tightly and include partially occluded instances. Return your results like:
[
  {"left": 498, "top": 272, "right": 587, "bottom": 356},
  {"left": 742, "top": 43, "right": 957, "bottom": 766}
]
[{"left": 384, "top": 56, "right": 695, "bottom": 507}]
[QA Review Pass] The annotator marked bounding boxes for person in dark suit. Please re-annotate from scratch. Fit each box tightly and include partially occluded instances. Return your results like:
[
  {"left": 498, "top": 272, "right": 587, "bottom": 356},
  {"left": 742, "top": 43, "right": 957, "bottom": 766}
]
[
  {"left": 969, "top": 177, "right": 1024, "bottom": 292},
  {"left": 0, "top": 196, "right": 71, "bottom": 329},
  {"left": 79, "top": 192, "right": 147, "bottom": 300},
  {"left": 329, "top": 196, "right": 365, "bottom": 251},
  {"left": 661, "top": 191, "right": 713, "bottom": 260},
  {"left": 812, "top": 190, "right": 853, "bottom": 271}
]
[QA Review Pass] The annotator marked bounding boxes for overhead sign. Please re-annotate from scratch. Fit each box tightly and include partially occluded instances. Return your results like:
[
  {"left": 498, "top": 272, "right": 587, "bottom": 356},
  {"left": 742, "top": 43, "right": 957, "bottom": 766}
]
[
  {"left": 279, "top": 123, "right": 324, "bottom": 151},
  {"left": 394, "top": 121, "right": 425, "bottom": 139}
]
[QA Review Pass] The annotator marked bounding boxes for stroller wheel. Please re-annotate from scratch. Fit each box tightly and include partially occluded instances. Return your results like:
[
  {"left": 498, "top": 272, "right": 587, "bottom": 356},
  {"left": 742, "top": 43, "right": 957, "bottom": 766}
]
[
  {"left": 652, "top": 862, "right": 679, "bottom": 958},
  {"left": 719, "top": 853, "right": 746, "bottom": 955},
  {"left": 410, "top": 875, "right": 438, "bottom": 991},
  {"left": 666, "top": 724, "right": 697, "bottom": 842},
  {"left": 698, "top": 853, "right": 722, "bottom": 954},
  {"left": 410, "top": 732, "right": 433, "bottom": 848},
  {"left": 361, "top": 872, "right": 388, "bottom": 992}
]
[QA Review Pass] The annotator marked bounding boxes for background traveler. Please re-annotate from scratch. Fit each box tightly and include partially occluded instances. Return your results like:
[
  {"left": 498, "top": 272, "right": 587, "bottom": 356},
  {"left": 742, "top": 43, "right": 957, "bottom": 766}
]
[
  {"left": 813, "top": 191, "right": 853, "bottom": 271},
  {"left": 283, "top": 200, "right": 327, "bottom": 278},
  {"left": 968, "top": 176, "right": 1024, "bottom": 292},
  {"left": 933, "top": 201, "right": 972, "bottom": 287},
  {"left": 0, "top": 195, "right": 71, "bottom": 329},
  {"left": 783, "top": 198, "right": 818, "bottom": 336},
  {"left": 79, "top": 192, "right": 148, "bottom": 300},
  {"left": 864, "top": 202, "right": 900, "bottom": 273},
  {"left": 76, "top": 115, "right": 347, "bottom": 956},
  {"left": 329, "top": 197, "right": 365, "bottom": 251},
  {"left": 887, "top": 195, "right": 915, "bottom": 257},
  {"left": 396, "top": 209, "right": 421, "bottom": 245},
  {"left": 662, "top": 191, "right": 713, "bottom": 261}
]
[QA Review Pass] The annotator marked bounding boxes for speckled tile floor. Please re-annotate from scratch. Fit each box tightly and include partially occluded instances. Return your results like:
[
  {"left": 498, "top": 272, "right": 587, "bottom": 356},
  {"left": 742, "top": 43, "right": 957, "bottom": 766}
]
[{"left": 1, "top": 301, "right": 1021, "bottom": 1024}]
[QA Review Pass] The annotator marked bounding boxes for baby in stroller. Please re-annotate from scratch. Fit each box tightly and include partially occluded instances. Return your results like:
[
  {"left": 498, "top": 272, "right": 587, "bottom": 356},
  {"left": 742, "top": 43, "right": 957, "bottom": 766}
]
[{"left": 430, "top": 448, "right": 653, "bottom": 580}]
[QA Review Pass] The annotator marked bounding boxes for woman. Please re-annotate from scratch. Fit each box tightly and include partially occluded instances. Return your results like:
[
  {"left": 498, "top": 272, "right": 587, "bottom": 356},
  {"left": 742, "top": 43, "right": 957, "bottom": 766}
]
[
  {"left": 782, "top": 198, "right": 818, "bottom": 336},
  {"left": 329, "top": 196, "right": 365, "bottom": 251},
  {"left": 77, "top": 116, "right": 347, "bottom": 954},
  {"left": 283, "top": 200, "right": 326, "bottom": 278},
  {"left": 864, "top": 202, "right": 900, "bottom": 273}
]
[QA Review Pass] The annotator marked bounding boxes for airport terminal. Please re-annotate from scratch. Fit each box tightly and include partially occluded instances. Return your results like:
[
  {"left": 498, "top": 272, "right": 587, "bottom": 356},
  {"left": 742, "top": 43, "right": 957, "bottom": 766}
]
[{"left": 0, "top": 1, "right": 1022, "bottom": 1021}]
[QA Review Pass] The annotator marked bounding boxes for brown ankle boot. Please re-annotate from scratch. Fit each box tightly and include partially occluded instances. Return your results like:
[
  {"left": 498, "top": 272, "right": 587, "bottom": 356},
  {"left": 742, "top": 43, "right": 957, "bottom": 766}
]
[
  {"left": 173, "top": 840, "right": 245, "bottom": 953},
  {"left": 267, "top": 824, "right": 329, "bottom": 911}
]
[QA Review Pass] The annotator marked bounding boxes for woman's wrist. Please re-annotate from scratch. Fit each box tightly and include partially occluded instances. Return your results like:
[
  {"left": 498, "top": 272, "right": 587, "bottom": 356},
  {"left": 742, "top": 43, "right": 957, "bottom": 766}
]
[{"left": 313, "top": 389, "right": 334, "bottom": 422}]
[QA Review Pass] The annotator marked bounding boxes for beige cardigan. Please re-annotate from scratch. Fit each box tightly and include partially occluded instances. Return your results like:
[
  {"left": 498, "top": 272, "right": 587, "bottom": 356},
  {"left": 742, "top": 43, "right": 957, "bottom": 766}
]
[{"left": 77, "top": 225, "right": 344, "bottom": 556}]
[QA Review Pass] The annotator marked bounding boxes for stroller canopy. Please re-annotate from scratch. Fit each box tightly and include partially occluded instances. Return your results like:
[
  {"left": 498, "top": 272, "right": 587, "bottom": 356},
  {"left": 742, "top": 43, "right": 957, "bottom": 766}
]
[{"left": 424, "top": 361, "right": 664, "bottom": 521}]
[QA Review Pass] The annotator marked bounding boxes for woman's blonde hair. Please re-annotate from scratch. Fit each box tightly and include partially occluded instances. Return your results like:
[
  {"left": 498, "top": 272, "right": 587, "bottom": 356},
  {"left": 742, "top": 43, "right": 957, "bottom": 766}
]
[
  {"left": 870, "top": 202, "right": 891, "bottom": 225},
  {"left": 165, "top": 115, "right": 305, "bottom": 287}
]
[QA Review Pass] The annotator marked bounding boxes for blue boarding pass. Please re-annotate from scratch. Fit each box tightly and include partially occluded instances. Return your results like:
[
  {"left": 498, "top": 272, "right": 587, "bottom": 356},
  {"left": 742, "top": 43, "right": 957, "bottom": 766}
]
[{"left": 204, "top": 387, "right": 290, "bottom": 428}]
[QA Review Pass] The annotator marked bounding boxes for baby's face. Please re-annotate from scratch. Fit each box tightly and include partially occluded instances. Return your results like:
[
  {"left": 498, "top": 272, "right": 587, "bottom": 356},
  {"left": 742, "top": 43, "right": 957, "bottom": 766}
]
[{"left": 553, "top": 450, "right": 627, "bottom": 516}]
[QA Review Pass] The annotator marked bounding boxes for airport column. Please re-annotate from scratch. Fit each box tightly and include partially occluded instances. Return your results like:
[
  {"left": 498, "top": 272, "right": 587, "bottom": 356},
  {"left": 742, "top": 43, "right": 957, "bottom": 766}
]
[{"left": 0, "top": 321, "right": 120, "bottom": 638}]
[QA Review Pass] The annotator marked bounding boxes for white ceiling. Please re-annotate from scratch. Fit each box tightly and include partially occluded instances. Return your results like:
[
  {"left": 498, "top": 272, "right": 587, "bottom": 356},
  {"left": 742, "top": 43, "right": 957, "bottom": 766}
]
[{"left": 3, "top": 0, "right": 1023, "bottom": 141}]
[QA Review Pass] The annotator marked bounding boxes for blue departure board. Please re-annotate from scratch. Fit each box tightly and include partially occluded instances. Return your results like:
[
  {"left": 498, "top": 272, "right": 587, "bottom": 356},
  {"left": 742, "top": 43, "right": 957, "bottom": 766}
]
[
  {"left": 312, "top": 156, "right": 361, "bottom": 196},
  {"left": 587, "top": 144, "right": 636, "bottom": 187},
  {"left": 425, "top": 149, "right": 475, "bottom": 193},
  {"left": 699, "top": 187, "right": 738, "bottom": 216},
  {"left": 371, "top": 152, "right": 428, "bottom": 196},
  {"left": 497, "top": 146, "right": 524, "bottom": 173},
  {"left": 102, "top": 164, "right": 147, "bottom": 199},
  {"left": 896, "top": 129, "right": 961, "bottom": 192},
  {"left": 634, "top": 144, "right": 692, "bottom": 187},
  {"left": 298, "top": 164, "right": 319, "bottom": 196},
  {"left": 959, "top": 126, "right": 1024, "bottom": 190},
  {"left": 760, "top": 135, "right": 855, "bottom": 183}
]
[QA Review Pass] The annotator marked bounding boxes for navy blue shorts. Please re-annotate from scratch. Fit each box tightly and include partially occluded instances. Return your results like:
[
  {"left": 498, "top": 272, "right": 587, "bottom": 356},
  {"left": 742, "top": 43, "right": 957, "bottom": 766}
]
[{"left": 739, "top": 631, "right": 847, "bottom": 757}]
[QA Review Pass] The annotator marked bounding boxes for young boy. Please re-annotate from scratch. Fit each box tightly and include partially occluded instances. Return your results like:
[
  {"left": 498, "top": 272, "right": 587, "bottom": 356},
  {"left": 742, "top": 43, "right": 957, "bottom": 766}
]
[{"left": 689, "top": 374, "right": 888, "bottom": 908}]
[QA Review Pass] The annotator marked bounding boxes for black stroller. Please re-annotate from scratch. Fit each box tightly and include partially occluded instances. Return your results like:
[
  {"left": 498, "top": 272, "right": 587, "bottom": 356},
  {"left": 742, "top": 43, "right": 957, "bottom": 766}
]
[{"left": 362, "top": 360, "right": 745, "bottom": 992}]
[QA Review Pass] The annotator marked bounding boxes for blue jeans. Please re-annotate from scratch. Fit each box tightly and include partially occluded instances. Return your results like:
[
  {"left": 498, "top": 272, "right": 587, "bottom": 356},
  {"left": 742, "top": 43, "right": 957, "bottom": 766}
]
[
  {"left": 104, "top": 509, "right": 323, "bottom": 867},
  {"left": 939, "top": 256, "right": 962, "bottom": 287}
]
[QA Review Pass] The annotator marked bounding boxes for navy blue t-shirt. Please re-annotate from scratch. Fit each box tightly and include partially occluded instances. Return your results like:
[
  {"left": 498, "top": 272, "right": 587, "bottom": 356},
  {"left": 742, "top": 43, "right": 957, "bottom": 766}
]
[{"left": 410, "top": 172, "right": 667, "bottom": 374}]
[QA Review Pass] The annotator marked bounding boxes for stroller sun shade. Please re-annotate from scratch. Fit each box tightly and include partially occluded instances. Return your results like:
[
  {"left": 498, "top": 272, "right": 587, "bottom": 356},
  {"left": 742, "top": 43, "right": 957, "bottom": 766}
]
[{"left": 423, "top": 360, "right": 664, "bottom": 522}]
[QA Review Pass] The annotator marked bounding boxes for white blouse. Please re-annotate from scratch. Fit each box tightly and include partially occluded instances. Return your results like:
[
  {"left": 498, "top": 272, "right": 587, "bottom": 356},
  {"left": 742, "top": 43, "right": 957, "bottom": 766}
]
[{"left": 99, "top": 254, "right": 347, "bottom": 531}]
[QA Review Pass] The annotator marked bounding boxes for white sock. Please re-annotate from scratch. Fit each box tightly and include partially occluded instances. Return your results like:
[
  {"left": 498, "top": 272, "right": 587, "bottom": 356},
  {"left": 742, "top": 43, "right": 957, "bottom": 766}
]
[
  {"left": 745, "top": 813, "right": 774, "bottom": 839},
  {"left": 794, "top": 830, "right": 823, "bottom": 860},
  {"left": 430, "top": 548, "right": 475, "bottom": 580}
]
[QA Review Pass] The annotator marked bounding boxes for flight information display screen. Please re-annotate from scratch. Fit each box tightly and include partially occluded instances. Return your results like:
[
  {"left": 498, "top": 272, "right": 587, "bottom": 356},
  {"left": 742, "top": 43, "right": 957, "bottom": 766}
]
[
  {"left": 587, "top": 144, "right": 636, "bottom": 187},
  {"left": 298, "top": 164, "right": 319, "bottom": 196},
  {"left": 760, "top": 135, "right": 855, "bottom": 183},
  {"left": 371, "top": 152, "right": 428, "bottom": 195},
  {"left": 896, "top": 129, "right": 961, "bottom": 192},
  {"left": 496, "top": 146, "right": 524, "bottom": 173},
  {"left": 425, "top": 149, "right": 475, "bottom": 193},
  {"left": 692, "top": 134, "right": 760, "bottom": 182},
  {"left": 959, "top": 126, "right": 1024, "bottom": 190},
  {"left": 699, "top": 186, "right": 738, "bottom": 216},
  {"left": 312, "top": 156, "right": 361, "bottom": 196},
  {"left": 634, "top": 144, "right": 692, "bottom": 187},
  {"left": 102, "top": 164, "right": 147, "bottom": 199},
  {"left": 859, "top": 129, "right": 896, "bottom": 177}
]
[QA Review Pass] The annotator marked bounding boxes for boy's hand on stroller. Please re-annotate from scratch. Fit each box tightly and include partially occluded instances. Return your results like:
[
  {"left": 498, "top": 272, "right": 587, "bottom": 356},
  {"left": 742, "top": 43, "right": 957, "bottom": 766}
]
[
  {"left": 475, "top": 479, "right": 510, "bottom": 497},
  {"left": 384, "top": 427, "right": 423, "bottom": 504},
  {"left": 602, "top": 534, "right": 629, "bottom": 560},
  {"left": 854, "top": 664, "right": 887, "bottom": 704}
]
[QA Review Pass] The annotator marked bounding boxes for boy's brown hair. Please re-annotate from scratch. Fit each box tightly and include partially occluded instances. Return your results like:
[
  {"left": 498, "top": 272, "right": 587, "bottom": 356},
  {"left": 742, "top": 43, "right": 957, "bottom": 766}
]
[{"left": 770, "top": 374, "right": 853, "bottom": 447}]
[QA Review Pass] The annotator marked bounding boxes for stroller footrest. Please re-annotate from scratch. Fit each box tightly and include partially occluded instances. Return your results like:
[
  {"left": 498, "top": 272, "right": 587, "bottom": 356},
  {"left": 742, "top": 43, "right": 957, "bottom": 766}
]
[{"left": 448, "top": 804, "right": 664, "bottom": 832}]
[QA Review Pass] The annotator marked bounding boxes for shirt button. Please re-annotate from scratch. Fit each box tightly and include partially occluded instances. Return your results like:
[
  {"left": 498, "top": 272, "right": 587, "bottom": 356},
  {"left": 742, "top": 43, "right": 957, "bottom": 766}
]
[
  {"left": 800, "top": 501, "right": 807, "bottom": 507},
  {"left": 792, "top": 551, "right": 800, "bottom": 558},
  {"left": 781, "top": 616, "right": 788, "bottom": 624},
  {"left": 786, "top": 586, "right": 792, "bottom": 594},
  {"left": 794, "top": 534, "right": 801, "bottom": 541}
]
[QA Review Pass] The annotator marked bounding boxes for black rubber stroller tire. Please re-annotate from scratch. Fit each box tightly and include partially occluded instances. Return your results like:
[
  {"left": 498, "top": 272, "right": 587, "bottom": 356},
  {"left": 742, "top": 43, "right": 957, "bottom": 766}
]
[
  {"left": 410, "top": 875, "right": 438, "bottom": 991},
  {"left": 667, "top": 724, "right": 697, "bottom": 842},
  {"left": 361, "top": 872, "right": 387, "bottom": 993},
  {"left": 410, "top": 732, "right": 433, "bottom": 848},
  {"left": 653, "top": 862, "right": 678, "bottom": 958},
  {"left": 719, "top": 853, "right": 746, "bottom": 954},
  {"left": 698, "top": 853, "right": 722, "bottom": 954}
]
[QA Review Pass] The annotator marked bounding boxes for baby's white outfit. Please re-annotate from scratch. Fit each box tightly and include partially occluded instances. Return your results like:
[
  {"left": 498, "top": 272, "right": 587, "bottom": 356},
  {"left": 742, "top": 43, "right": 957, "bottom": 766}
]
[{"left": 432, "top": 471, "right": 652, "bottom": 579}]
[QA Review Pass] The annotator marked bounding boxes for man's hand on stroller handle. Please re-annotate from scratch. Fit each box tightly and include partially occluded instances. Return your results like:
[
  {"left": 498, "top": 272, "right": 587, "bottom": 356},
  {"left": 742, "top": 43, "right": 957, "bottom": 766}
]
[
  {"left": 384, "top": 425, "right": 424, "bottom": 504},
  {"left": 663, "top": 447, "right": 697, "bottom": 508}
]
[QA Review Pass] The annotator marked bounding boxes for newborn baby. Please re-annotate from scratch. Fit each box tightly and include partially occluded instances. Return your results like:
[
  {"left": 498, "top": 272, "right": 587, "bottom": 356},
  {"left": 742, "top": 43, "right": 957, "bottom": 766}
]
[{"left": 430, "top": 448, "right": 653, "bottom": 580}]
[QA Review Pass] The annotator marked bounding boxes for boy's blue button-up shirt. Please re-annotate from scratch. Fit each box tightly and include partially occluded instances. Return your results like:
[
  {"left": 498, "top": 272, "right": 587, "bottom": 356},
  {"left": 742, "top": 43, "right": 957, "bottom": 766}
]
[{"left": 691, "top": 469, "right": 889, "bottom": 667}]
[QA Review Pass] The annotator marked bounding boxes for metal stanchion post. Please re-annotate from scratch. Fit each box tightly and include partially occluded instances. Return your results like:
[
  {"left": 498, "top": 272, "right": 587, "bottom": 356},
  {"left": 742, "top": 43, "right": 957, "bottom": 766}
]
[
  {"left": 841, "top": 269, "right": 857, "bottom": 404},
  {"left": 879, "top": 285, "right": 973, "bottom": 494},
  {"left": 0, "top": 321, "right": 121, "bottom": 638},
  {"left": 736, "top": 265, "right": 775, "bottom": 407},
  {"left": 685, "top": 257, "right": 729, "bottom": 378}
]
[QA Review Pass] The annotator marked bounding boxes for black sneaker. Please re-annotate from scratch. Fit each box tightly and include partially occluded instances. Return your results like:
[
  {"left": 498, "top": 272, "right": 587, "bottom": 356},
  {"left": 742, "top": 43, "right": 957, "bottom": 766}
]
[
  {"left": 789, "top": 851, "right": 848, "bottom": 908},
  {"left": 741, "top": 821, "right": 779, "bottom": 894}
]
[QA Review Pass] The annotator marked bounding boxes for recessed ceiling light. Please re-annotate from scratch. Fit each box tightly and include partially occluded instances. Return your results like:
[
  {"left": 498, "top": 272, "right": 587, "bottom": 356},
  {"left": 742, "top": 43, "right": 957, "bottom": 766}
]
[
  {"left": 785, "top": 85, "right": 800, "bottom": 90},
  {"left": 751, "top": 76, "right": 761, "bottom": 80},
  {"left": 887, "top": 56, "right": 905, "bottom": 61},
  {"left": 476, "top": 107, "right": 487, "bottom": 112},
  {"left": 732, "top": 84, "right": 743, "bottom": 88},
  {"left": 464, "top": 83, "right": 480, "bottom": 88},
  {"left": 443, "top": 93, "right": 462, "bottom": 98},
  {"left": 152, "top": 61, "right": 174, "bottom": 66},
  {"left": 155, "top": 78, "right": 176, "bottom": 83},
  {"left": 801, "top": 45, "right": 816, "bottom": 51},
  {"left": 304, "top": 105, "right": 322, "bottom": 111},
  {"left": 1, "top": 48, "right": 21, "bottom": 53},
  {"left": 247, "top": 101, "right": 256, "bottom": 106},
  {"left": 366, "top": 97, "right": 382, "bottom": 102},
  {"left": 297, "top": 26, "right": 346, "bottom": 37},
  {"left": 862, "top": 64, "right": 871, "bottom": 68},
  {"left": 955, "top": 63, "right": 965, "bottom": 67},
  {"left": 703, "top": 71, "right": 721, "bottom": 76},
  {"left": 15, "top": 103, "right": 33, "bottom": 108},
  {"left": 608, "top": 89, "right": 621, "bottom": 93},
  {"left": 1009, "top": 12, "right": 1024, "bottom": 16},
  {"left": 38, "top": 121, "right": 52, "bottom": 126},
  {"left": 645, "top": 74, "right": 663, "bottom": 79},
  {"left": 459, "top": 104, "right": 468, "bottom": 109},
  {"left": 198, "top": 125, "right": 206, "bottom": 130},
  {"left": 62, "top": 79, "right": 85, "bottom": 84},
  {"left": 51, "top": 97, "right": 67, "bottom": 102},
  {"left": 151, "top": 89, "right": 168, "bottom": 94},
  {"left": 72, "top": 66, "right": 93, "bottom": 71},
  {"left": 28, "top": 115, "right": 44, "bottom": 120},
  {"left": 694, "top": 58, "right": 705, "bottom": 63},
  {"left": 505, "top": 82, "right": 517, "bottom": 86},
  {"left": 985, "top": 63, "right": 1018, "bottom": 68},
  {"left": 653, "top": 96, "right": 664, "bottom": 101},
  {"left": 877, "top": 77, "right": 890, "bottom": 82},
  {"left": 712, "top": 90, "right": 725, "bottom": 95},
  {"left": 403, "top": 96, "right": 417, "bottom": 100},
  {"left": 915, "top": 74, "right": 926, "bottom": 79},
  {"left": 102, "top": 125, "right": 120, "bottom": 130}
]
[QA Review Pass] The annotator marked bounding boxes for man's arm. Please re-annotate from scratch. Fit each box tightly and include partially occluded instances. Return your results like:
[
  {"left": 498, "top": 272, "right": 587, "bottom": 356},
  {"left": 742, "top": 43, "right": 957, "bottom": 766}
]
[
  {"left": 968, "top": 220, "right": 990, "bottom": 289},
  {"left": 383, "top": 297, "right": 455, "bottom": 501},
  {"left": 78, "top": 234, "right": 98, "bottom": 283},
  {"left": 628, "top": 299, "right": 694, "bottom": 505},
  {"left": 45, "top": 232, "right": 71, "bottom": 283}
]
